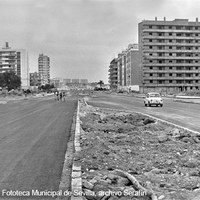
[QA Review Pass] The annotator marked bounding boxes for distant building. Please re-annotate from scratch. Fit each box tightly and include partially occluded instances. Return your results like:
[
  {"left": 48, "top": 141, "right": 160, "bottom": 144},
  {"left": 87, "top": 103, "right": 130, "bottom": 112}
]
[
  {"left": 63, "top": 79, "right": 71, "bottom": 85},
  {"left": 79, "top": 79, "right": 88, "bottom": 84},
  {"left": 50, "top": 77, "right": 61, "bottom": 88},
  {"left": 0, "top": 42, "right": 30, "bottom": 89},
  {"left": 139, "top": 17, "right": 200, "bottom": 93},
  {"left": 125, "top": 44, "right": 140, "bottom": 86},
  {"left": 108, "top": 58, "right": 118, "bottom": 89},
  {"left": 111, "top": 44, "right": 140, "bottom": 91},
  {"left": 38, "top": 54, "right": 50, "bottom": 85},
  {"left": 30, "top": 72, "right": 39, "bottom": 86},
  {"left": 72, "top": 79, "right": 79, "bottom": 84}
]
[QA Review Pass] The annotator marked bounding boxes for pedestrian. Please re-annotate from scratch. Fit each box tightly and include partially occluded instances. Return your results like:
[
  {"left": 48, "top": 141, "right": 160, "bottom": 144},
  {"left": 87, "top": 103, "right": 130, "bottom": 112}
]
[
  {"left": 59, "top": 92, "right": 63, "bottom": 101},
  {"left": 56, "top": 91, "right": 59, "bottom": 101},
  {"left": 62, "top": 91, "right": 66, "bottom": 102}
]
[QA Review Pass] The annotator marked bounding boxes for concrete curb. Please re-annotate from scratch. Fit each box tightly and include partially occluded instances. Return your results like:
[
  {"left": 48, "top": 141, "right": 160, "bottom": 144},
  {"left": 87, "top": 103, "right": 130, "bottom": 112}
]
[
  {"left": 70, "top": 100, "right": 83, "bottom": 200},
  {"left": 173, "top": 99, "right": 200, "bottom": 104}
]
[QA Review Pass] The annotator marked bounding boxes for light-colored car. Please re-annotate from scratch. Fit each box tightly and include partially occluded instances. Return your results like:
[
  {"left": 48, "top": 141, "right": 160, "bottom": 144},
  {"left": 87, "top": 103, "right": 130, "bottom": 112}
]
[{"left": 144, "top": 92, "right": 163, "bottom": 107}]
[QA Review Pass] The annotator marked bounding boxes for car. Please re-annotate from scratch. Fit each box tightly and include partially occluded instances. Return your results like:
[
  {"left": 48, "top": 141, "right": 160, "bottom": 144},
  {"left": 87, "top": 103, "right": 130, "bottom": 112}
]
[{"left": 144, "top": 92, "right": 163, "bottom": 107}]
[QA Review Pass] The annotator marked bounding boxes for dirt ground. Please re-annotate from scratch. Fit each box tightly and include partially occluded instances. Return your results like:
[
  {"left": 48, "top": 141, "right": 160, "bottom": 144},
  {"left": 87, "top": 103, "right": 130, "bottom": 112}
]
[{"left": 76, "top": 100, "right": 200, "bottom": 200}]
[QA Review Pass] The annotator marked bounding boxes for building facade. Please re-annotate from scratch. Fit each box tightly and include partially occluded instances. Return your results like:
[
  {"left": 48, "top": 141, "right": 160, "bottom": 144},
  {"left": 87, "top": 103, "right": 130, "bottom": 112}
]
[
  {"left": 38, "top": 54, "right": 50, "bottom": 85},
  {"left": 110, "top": 44, "right": 140, "bottom": 91},
  {"left": 108, "top": 58, "right": 118, "bottom": 89},
  {"left": 0, "top": 42, "right": 29, "bottom": 89},
  {"left": 139, "top": 18, "right": 200, "bottom": 93},
  {"left": 30, "top": 72, "right": 39, "bottom": 86},
  {"left": 126, "top": 44, "right": 140, "bottom": 86}
]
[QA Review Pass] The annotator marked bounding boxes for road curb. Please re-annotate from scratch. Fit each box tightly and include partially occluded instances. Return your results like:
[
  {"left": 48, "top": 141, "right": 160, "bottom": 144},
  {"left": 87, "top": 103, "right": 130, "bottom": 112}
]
[
  {"left": 70, "top": 100, "right": 83, "bottom": 200},
  {"left": 173, "top": 99, "right": 200, "bottom": 104},
  {"left": 57, "top": 104, "right": 80, "bottom": 200}
]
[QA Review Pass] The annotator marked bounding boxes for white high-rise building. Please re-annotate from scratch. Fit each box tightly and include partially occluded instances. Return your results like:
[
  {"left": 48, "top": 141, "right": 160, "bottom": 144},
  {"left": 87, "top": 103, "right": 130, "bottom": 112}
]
[
  {"left": 38, "top": 54, "right": 50, "bottom": 85},
  {"left": 0, "top": 42, "right": 30, "bottom": 89}
]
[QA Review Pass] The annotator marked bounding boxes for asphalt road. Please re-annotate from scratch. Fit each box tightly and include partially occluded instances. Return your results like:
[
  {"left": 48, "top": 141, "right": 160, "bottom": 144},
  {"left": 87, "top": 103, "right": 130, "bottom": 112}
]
[
  {"left": 86, "top": 93, "right": 200, "bottom": 133},
  {"left": 0, "top": 95, "right": 78, "bottom": 199}
]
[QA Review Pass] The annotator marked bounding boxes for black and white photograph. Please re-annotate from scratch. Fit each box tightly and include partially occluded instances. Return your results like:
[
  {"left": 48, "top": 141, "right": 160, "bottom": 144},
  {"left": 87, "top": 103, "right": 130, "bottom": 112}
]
[{"left": 0, "top": 0, "right": 200, "bottom": 199}]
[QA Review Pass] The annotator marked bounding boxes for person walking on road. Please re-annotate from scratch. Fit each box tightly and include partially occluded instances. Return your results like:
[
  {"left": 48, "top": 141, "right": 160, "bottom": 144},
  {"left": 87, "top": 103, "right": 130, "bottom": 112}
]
[
  {"left": 59, "top": 92, "right": 63, "bottom": 101},
  {"left": 55, "top": 91, "right": 59, "bottom": 101},
  {"left": 62, "top": 92, "right": 66, "bottom": 102}
]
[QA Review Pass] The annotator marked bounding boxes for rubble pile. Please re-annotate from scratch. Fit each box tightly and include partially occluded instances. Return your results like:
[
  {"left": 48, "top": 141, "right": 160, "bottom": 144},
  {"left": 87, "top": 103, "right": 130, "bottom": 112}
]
[{"left": 76, "top": 101, "right": 200, "bottom": 200}]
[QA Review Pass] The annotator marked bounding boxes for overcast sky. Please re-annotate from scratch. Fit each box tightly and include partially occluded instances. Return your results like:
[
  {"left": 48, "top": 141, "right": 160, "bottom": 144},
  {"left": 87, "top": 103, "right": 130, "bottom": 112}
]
[{"left": 1, "top": 0, "right": 200, "bottom": 83}]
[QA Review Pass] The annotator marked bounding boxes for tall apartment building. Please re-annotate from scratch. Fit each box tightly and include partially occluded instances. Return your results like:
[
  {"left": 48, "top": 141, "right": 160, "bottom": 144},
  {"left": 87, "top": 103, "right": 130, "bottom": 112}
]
[
  {"left": 117, "top": 51, "right": 127, "bottom": 87},
  {"left": 108, "top": 58, "right": 118, "bottom": 89},
  {"left": 139, "top": 18, "right": 200, "bottom": 93},
  {"left": 0, "top": 42, "right": 29, "bottom": 89},
  {"left": 126, "top": 44, "right": 140, "bottom": 86},
  {"left": 38, "top": 54, "right": 50, "bottom": 85}
]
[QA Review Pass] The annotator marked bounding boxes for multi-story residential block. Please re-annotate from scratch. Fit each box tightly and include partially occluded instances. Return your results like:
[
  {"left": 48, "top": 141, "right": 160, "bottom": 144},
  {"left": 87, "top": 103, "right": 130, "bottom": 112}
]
[
  {"left": 72, "top": 79, "right": 79, "bottom": 84},
  {"left": 126, "top": 44, "right": 140, "bottom": 87},
  {"left": 38, "top": 54, "right": 50, "bottom": 85},
  {"left": 117, "top": 53, "right": 123, "bottom": 87},
  {"left": 79, "top": 79, "right": 88, "bottom": 84},
  {"left": 0, "top": 42, "right": 29, "bottom": 89},
  {"left": 108, "top": 58, "right": 118, "bottom": 89},
  {"left": 50, "top": 77, "right": 62, "bottom": 88},
  {"left": 63, "top": 79, "right": 71, "bottom": 85},
  {"left": 139, "top": 17, "right": 200, "bottom": 93},
  {"left": 30, "top": 72, "right": 39, "bottom": 86}
]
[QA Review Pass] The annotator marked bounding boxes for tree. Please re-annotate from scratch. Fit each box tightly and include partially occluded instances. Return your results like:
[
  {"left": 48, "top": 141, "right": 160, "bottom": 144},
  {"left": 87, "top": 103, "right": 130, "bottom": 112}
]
[
  {"left": 98, "top": 80, "right": 104, "bottom": 88},
  {"left": 0, "top": 71, "right": 21, "bottom": 91}
]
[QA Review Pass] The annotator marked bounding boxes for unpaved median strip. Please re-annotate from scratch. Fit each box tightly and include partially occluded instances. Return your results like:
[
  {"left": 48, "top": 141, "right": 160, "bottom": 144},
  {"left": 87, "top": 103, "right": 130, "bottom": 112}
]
[{"left": 75, "top": 99, "right": 200, "bottom": 200}]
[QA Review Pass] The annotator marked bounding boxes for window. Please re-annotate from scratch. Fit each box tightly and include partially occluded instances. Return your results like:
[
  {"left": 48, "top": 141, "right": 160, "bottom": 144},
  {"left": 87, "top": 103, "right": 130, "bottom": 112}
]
[
  {"left": 177, "top": 66, "right": 182, "bottom": 70},
  {"left": 169, "top": 26, "right": 172, "bottom": 29},
  {"left": 149, "top": 26, "right": 152, "bottom": 29},
  {"left": 169, "top": 40, "right": 172, "bottom": 42},
  {"left": 169, "top": 80, "right": 172, "bottom": 83},
  {"left": 169, "top": 67, "right": 172, "bottom": 70},
  {"left": 169, "top": 73, "right": 172, "bottom": 76},
  {"left": 149, "top": 46, "right": 152, "bottom": 49},
  {"left": 150, "top": 66, "right": 153, "bottom": 69},
  {"left": 150, "top": 80, "right": 153, "bottom": 83},
  {"left": 149, "top": 60, "right": 153, "bottom": 63},
  {"left": 169, "top": 53, "right": 173, "bottom": 56},
  {"left": 150, "top": 74, "right": 153, "bottom": 76},
  {"left": 169, "top": 46, "right": 172, "bottom": 49},
  {"left": 149, "top": 32, "right": 152, "bottom": 35},
  {"left": 169, "top": 33, "right": 172, "bottom": 36},
  {"left": 149, "top": 39, "right": 152, "bottom": 42}
]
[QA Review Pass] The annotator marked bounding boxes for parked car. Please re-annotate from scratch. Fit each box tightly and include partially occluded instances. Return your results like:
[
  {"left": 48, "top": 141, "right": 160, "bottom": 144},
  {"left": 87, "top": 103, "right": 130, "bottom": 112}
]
[{"left": 144, "top": 92, "right": 163, "bottom": 107}]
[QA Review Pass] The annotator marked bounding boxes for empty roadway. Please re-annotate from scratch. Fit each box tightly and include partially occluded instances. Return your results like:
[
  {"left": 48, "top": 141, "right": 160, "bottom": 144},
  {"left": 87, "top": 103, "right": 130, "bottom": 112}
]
[{"left": 0, "top": 95, "right": 78, "bottom": 199}]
